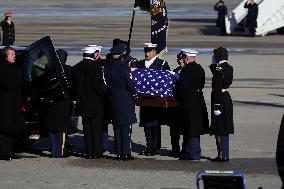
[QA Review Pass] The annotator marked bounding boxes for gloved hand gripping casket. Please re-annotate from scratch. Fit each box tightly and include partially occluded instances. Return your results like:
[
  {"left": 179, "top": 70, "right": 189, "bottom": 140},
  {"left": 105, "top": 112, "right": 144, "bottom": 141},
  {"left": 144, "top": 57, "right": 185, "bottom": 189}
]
[{"left": 132, "top": 68, "right": 178, "bottom": 108}]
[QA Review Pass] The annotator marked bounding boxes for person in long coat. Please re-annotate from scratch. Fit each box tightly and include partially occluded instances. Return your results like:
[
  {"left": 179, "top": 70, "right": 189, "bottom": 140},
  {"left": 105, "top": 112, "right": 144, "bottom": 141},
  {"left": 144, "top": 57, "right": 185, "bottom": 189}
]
[
  {"left": 103, "top": 44, "right": 137, "bottom": 160},
  {"left": 209, "top": 47, "right": 234, "bottom": 162},
  {"left": 276, "top": 114, "right": 284, "bottom": 189},
  {"left": 244, "top": 0, "right": 258, "bottom": 37},
  {"left": 42, "top": 49, "right": 72, "bottom": 158},
  {"left": 72, "top": 45, "right": 107, "bottom": 159},
  {"left": 214, "top": 0, "right": 228, "bottom": 36},
  {"left": 0, "top": 47, "right": 24, "bottom": 160},
  {"left": 136, "top": 43, "right": 170, "bottom": 156},
  {"left": 0, "top": 12, "right": 15, "bottom": 46},
  {"left": 177, "top": 49, "right": 209, "bottom": 160}
]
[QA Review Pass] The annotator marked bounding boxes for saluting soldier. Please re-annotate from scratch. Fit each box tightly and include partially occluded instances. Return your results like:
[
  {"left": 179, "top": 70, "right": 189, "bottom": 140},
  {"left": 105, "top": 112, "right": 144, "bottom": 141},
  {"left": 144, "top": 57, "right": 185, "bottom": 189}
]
[
  {"left": 1, "top": 12, "right": 15, "bottom": 46},
  {"left": 72, "top": 45, "right": 107, "bottom": 159},
  {"left": 214, "top": 0, "right": 228, "bottom": 36},
  {"left": 209, "top": 47, "right": 234, "bottom": 162},
  {"left": 244, "top": 0, "right": 258, "bottom": 37},
  {"left": 103, "top": 43, "right": 137, "bottom": 160},
  {"left": 177, "top": 49, "right": 209, "bottom": 160},
  {"left": 136, "top": 43, "right": 170, "bottom": 156}
]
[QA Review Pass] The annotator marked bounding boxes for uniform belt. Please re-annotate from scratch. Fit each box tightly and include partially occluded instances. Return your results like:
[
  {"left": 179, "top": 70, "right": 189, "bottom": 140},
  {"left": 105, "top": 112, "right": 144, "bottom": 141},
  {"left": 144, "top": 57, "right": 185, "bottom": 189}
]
[{"left": 222, "top": 89, "right": 228, "bottom": 92}]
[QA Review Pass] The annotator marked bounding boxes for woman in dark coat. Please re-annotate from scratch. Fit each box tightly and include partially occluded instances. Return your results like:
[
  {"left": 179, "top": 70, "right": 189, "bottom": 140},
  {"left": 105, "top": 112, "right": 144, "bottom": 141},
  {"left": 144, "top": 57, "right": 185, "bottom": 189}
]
[
  {"left": 209, "top": 47, "right": 234, "bottom": 162},
  {"left": 244, "top": 0, "right": 258, "bottom": 37},
  {"left": 43, "top": 49, "right": 71, "bottom": 158},
  {"left": 214, "top": 0, "right": 228, "bottom": 36},
  {"left": 0, "top": 47, "right": 24, "bottom": 160},
  {"left": 104, "top": 44, "right": 137, "bottom": 160},
  {"left": 177, "top": 49, "right": 209, "bottom": 160}
]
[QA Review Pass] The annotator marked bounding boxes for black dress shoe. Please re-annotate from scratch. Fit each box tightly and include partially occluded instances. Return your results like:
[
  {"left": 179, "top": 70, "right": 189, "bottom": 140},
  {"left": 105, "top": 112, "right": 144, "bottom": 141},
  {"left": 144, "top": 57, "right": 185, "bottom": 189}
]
[
  {"left": 10, "top": 153, "right": 22, "bottom": 159},
  {"left": 122, "top": 154, "right": 135, "bottom": 161},
  {"left": 178, "top": 156, "right": 200, "bottom": 161},
  {"left": 116, "top": 155, "right": 122, "bottom": 160},
  {"left": 168, "top": 151, "right": 180, "bottom": 158},
  {"left": 0, "top": 155, "right": 12, "bottom": 161},
  {"left": 144, "top": 151, "right": 155, "bottom": 156},
  {"left": 210, "top": 156, "right": 229, "bottom": 162},
  {"left": 138, "top": 150, "right": 147, "bottom": 155}
]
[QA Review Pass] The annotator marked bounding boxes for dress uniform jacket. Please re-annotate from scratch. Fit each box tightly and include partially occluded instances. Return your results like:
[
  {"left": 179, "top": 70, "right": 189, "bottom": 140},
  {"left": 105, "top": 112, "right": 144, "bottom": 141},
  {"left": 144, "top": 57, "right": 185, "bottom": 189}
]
[
  {"left": 72, "top": 58, "right": 106, "bottom": 118},
  {"left": 136, "top": 58, "right": 170, "bottom": 127},
  {"left": 209, "top": 62, "right": 234, "bottom": 135},
  {"left": 214, "top": 3, "right": 227, "bottom": 35},
  {"left": 0, "top": 61, "right": 24, "bottom": 134},
  {"left": 244, "top": 2, "right": 258, "bottom": 28},
  {"left": 103, "top": 59, "right": 137, "bottom": 126},
  {"left": 177, "top": 62, "right": 209, "bottom": 137},
  {"left": 42, "top": 56, "right": 72, "bottom": 133},
  {"left": 0, "top": 20, "right": 15, "bottom": 46}
]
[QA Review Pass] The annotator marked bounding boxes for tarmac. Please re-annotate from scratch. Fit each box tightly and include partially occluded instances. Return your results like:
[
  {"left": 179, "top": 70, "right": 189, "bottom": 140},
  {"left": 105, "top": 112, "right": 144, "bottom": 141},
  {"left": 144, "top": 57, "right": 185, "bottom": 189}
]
[{"left": 0, "top": 0, "right": 284, "bottom": 188}]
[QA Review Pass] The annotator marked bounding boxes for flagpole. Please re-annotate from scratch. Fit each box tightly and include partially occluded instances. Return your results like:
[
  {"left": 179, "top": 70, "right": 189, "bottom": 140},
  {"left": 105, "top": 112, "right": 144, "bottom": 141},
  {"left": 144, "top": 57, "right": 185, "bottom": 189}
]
[{"left": 128, "top": 7, "right": 136, "bottom": 46}]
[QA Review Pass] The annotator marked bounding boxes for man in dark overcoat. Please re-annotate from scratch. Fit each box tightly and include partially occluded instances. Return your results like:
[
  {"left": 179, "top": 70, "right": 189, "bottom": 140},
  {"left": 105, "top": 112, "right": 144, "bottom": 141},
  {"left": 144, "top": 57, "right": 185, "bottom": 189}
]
[
  {"left": 276, "top": 114, "right": 284, "bottom": 189},
  {"left": 103, "top": 44, "right": 137, "bottom": 160},
  {"left": 209, "top": 47, "right": 234, "bottom": 162},
  {"left": 214, "top": 0, "right": 228, "bottom": 36},
  {"left": 244, "top": 0, "right": 258, "bottom": 37},
  {"left": 177, "top": 49, "right": 209, "bottom": 160},
  {"left": 72, "top": 45, "right": 107, "bottom": 159},
  {"left": 0, "top": 47, "right": 24, "bottom": 160},
  {"left": 42, "top": 49, "right": 72, "bottom": 158},
  {"left": 0, "top": 12, "right": 15, "bottom": 46},
  {"left": 136, "top": 43, "right": 170, "bottom": 156}
]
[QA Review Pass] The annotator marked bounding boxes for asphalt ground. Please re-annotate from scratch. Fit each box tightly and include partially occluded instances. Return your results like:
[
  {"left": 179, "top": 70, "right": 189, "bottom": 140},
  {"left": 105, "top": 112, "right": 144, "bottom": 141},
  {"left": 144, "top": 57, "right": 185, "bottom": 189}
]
[{"left": 0, "top": 0, "right": 284, "bottom": 188}]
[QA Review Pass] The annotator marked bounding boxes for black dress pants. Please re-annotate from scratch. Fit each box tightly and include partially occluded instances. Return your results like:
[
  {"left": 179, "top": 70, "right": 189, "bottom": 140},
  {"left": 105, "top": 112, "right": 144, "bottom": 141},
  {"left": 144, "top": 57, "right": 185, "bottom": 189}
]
[
  {"left": 82, "top": 117, "right": 103, "bottom": 157},
  {"left": 0, "top": 134, "right": 13, "bottom": 157},
  {"left": 144, "top": 126, "right": 159, "bottom": 153},
  {"left": 113, "top": 125, "right": 132, "bottom": 155}
]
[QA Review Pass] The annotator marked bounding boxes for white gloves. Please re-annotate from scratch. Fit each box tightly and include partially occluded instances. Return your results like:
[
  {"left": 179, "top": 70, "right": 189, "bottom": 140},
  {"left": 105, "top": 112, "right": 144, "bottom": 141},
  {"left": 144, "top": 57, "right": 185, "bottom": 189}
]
[{"left": 214, "top": 109, "right": 222, "bottom": 116}]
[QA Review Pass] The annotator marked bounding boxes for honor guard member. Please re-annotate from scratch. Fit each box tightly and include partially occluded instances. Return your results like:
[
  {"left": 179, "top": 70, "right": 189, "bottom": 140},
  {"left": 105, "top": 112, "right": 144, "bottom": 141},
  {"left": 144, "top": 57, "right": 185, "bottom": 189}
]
[
  {"left": 1, "top": 12, "right": 15, "bottom": 46},
  {"left": 73, "top": 45, "right": 107, "bottom": 159},
  {"left": 214, "top": 0, "right": 228, "bottom": 36},
  {"left": 168, "top": 50, "right": 186, "bottom": 157},
  {"left": 43, "top": 49, "right": 72, "bottom": 158},
  {"left": 103, "top": 43, "right": 137, "bottom": 160},
  {"left": 0, "top": 47, "right": 25, "bottom": 160},
  {"left": 136, "top": 42, "right": 170, "bottom": 156},
  {"left": 177, "top": 49, "right": 209, "bottom": 160},
  {"left": 277, "top": 114, "right": 284, "bottom": 189},
  {"left": 244, "top": 0, "right": 258, "bottom": 37},
  {"left": 209, "top": 47, "right": 234, "bottom": 162}
]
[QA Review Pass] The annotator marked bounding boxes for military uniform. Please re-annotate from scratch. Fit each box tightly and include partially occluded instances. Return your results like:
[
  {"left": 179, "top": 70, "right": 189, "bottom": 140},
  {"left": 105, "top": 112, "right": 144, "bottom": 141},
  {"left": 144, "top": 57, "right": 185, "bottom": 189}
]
[
  {"left": 214, "top": 1, "right": 228, "bottom": 36},
  {"left": 136, "top": 43, "right": 170, "bottom": 156},
  {"left": 104, "top": 44, "right": 137, "bottom": 160},
  {"left": 1, "top": 13, "right": 15, "bottom": 46},
  {"left": 210, "top": 47, "right": 234, "bottom": 162},
  {"left": 244, "top": 1, "right": 258, "bottom": 37},
  {"left": 277, "top": 114, "right": 284, "bottom": 188}
]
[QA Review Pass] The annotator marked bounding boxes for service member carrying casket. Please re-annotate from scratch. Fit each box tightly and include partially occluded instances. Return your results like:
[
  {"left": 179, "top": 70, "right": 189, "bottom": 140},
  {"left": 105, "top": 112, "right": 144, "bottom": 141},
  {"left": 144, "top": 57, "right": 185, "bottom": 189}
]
[
  {"left": 177, "top": 49, "right": 209, "bottom": 160},
  {"left": 136, "top": 43, "right": 170, "bottom": 156}
]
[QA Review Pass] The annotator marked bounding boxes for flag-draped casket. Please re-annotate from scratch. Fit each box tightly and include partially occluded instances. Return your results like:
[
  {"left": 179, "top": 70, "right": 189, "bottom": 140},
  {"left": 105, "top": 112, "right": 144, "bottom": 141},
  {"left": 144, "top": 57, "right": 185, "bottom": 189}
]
[{"left": 132, "top": 68, "right": 178, "bottom": 108}]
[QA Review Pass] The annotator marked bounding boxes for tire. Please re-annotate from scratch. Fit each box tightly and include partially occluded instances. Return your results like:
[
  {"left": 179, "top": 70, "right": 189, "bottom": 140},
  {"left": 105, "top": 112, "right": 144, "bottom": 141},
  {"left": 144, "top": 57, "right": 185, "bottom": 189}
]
[{"left": 277, "top": 27, "right": 284, "bottom": 35}]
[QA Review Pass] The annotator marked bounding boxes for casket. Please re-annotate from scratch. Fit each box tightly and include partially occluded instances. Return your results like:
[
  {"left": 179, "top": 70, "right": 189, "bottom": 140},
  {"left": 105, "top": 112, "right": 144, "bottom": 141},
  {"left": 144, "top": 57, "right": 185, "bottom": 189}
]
[
  {"left": 132, "top": 68, "right": 178, "bottom": 108},
  {"left": 134, "top": 94, "right": 178, "bottom": 108}
]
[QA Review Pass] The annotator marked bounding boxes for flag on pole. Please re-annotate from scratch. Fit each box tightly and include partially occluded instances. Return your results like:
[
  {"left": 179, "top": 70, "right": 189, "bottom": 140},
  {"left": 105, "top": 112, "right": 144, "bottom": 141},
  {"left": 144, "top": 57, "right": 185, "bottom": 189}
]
[{"left": 134, "top": 0, "right": 168, "bottom": 54}]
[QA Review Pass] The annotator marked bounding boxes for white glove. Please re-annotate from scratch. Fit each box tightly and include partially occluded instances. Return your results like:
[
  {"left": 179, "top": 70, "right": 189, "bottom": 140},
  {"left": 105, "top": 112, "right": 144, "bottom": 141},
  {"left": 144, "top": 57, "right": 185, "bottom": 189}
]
[{"left": 214, "top": 109, "right": 222, "bottom": 116}]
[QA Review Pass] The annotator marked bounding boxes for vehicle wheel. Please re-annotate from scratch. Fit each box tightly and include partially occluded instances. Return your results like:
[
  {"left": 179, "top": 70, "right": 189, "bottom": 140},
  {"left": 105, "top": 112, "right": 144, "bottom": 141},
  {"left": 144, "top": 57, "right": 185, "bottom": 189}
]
[{"left": 277, "top": 27, "right": 284, "bottom": 35}]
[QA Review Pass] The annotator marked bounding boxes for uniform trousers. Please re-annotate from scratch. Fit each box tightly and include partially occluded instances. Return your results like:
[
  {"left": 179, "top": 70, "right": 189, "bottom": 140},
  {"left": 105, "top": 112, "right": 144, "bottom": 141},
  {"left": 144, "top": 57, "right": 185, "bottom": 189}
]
[
  {"left": 49, "top": 132, "right": 66, "bottom": 158},
  {"left": 82, "top": 117, "right": 103, "bottom": 157},
  {"left": 183, "top": 136, "right": 201, "bottom": 159},
  {"left": 215, "top": 135, "right": 229, "bottom": 158},
  {"left": 170, "top": 126, "right": 181, "bottom": 153},
  {"left": 0, "top": 134, "right": 13, "bottom": 157},
  {"left": 144, "top": 126, "right": 160, "bottom": 153},
  {"left": 113, "top": 125, "right": 132, "bottom": 155},
  {"left": 102, "top": 122, "right": 109, "bottom": 151}
]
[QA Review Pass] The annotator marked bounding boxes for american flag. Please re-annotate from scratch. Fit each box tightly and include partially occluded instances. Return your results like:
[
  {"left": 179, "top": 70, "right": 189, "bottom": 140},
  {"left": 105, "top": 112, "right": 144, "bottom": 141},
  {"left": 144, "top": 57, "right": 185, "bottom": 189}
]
[{"left": 132, "top": 68, "right": 177, "bottom": 97}]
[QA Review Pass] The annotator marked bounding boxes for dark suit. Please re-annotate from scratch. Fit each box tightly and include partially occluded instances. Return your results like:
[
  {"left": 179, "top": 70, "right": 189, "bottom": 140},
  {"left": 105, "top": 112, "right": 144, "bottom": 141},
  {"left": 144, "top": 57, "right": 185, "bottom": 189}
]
[
  {"left": 136, "top": 57, "right": 170, "bottom": 154},
  {"left": 103, "top": 58, "right": 137, "bottom": 156},
  {"left": 244, "top": 2, "right": 258, "bottom": 37},
  {"left": 177, "top": 62, "right": 209, "bottom": 159},
  {"left": 0, "top": 60, "right": 24, "bottom": 157},
  {"left": 0, "top": 20, "right": 15, "bottom": 46},
  {"left": 73, "top": 58, "right": 106, "bottom": 158},
  {"left": 214, "top": 3, "right": 228, "bottom": 35}
]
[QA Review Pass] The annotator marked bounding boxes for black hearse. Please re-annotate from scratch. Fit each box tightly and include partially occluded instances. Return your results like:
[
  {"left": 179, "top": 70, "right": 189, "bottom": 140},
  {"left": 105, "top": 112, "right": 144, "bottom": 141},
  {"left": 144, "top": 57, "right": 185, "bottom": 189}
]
[{"left": 0, "top": 36, "right": 75, "bottom": 144}]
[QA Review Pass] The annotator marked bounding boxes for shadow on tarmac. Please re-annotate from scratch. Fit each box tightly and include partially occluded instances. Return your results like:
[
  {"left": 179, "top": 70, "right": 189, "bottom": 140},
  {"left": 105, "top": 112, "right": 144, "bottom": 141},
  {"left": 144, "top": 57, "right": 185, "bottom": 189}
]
[{"left": 234, "top": 100, "right": 284, "bottom": 109}]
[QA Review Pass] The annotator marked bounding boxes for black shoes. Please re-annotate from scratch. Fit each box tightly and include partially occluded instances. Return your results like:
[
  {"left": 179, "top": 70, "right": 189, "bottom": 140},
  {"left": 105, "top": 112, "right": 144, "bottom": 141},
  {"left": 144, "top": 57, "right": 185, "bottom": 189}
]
[
  {"left": 117, "top": 154, "right": 135, "bottom": 161},
  {"left": 0, "top": 153, "right": 22, "bottom": 161},
  {"left": 210, "top": 156, "right": 230, "bottom": 162},
  {"left": 85, "top": 155, "right": 102, "bottom": 159},
  {"left": 139, "top": 150, "right": 155, "bottom": 156},
  {"left": 0, "top": 156, "right": 12, "bottom": 161},
  {"left": 168, "top": 151, "right": 180, "bottom": 158}
]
